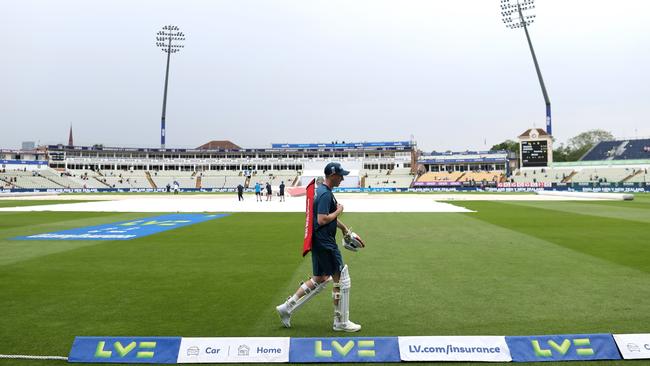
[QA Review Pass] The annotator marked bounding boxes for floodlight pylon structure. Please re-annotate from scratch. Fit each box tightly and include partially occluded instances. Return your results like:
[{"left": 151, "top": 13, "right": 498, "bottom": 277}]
[
  {"left": 156, "top": 25, "right": 185, "bottom": 149},
  {"left": 501, "top": 0, "right": 552, "bottom": 135}
]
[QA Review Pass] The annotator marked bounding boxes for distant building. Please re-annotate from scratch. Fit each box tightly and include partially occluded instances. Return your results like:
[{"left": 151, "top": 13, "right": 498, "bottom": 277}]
[
  {"left": 196, "top": 140, "right": 241, "bottom": 150},
  {"left": 21, "top": 141, "right": 36, "bottom": 150}
]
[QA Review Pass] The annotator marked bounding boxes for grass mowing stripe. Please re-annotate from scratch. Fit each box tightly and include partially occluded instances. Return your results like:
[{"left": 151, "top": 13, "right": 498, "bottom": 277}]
[
  {"left": 249, "top": 245, "right": 317, "bottom": 335},
  {"left": 0, "top": 211, "right": 129, "bottom": 231},
  {"left": 0, "top": 200, "right": 96, "bottom": 208},
  {"left": 461, "top": 201, "right": 650, "bottom": 274},
  {"left": 490, "top": 200, "right": 650, "bottom": 224},
  {"left": 0, "top": 213, "right": 304, "bottom": 356},
  {"left": 245, "top": 212, "right": 650, "bottom": 338},
  {"left": 0, "top": 212, "right": 152, "bottom": 266},
  {"left": 354, "top": 212, "right": 650, "bottom": 336}
]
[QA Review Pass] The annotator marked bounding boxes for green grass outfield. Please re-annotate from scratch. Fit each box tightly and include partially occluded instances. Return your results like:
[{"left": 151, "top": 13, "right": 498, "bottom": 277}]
[
  {"left": 1, "top": 195, "right": 649, "bottom": 366},
  {"left": 0, "top": 200, "right": 95, "bottom": 208}
]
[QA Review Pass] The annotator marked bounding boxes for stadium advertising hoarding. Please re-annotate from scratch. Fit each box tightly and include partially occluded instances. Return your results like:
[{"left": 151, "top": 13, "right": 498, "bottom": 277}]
[
  {"left": 271, "top": 141, "right": 411, "bottom": 149},
  {"left": 176, "top": 337, "right": 290, "bottom": 363},
  {"left": 613, "top": 334, "right": 650, "bottom": 359},
  {"left": 413, "top": 181, "right": 462, "bottom": 187},
  {"left": 418, "top": 158, "right": 507, "bottom": 164},
  {"left": 67, "top": 334, "right": 641, "bottom": 363},
  {"left": 498, "top": 182, "right": 546, "bottom": 188},
  {"left": 13, "top": 213, "right": 228, "bottom": 240},
  {"left": 0, "top": 159, "right": 48, "bottom": 165},
  {"left": 288, "top": 337, "right": 401, "bottom": 363},
  {"left": 398, "top": 336, "right": 511, "bottom": 362},
  {"left": 505, "top": 334, "right": 621, "bottom": 362},
  {"left": 68, "top": 337, "right": 182, "bottom": 363}
]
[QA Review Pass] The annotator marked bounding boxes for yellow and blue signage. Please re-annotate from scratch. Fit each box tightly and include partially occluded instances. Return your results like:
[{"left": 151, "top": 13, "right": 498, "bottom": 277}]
[
  {"left": 68, "top": 336, "right": 182, "bottom": 363},
  {"left": 66, "top": 333, "right": 636, "bottom": 364},
  {"left": 289, "top": 337, "right": 400, "bottom": 363},
  {"left": 505, "top": 334, "right": 621, "bottom": 362},
  {"left": 13, "top": 214, "right": 228, "bottom": 241}
]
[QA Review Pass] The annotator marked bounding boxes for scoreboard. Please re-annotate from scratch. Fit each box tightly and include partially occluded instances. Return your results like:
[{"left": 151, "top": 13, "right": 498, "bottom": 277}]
[{"left": 521, "top": 140, "right": 548, "bottom": 167}]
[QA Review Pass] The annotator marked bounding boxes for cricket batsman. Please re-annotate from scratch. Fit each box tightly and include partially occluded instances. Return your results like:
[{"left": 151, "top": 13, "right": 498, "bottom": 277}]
[{"left": 276, "top": 162, "right": 365, "bottom": 332}]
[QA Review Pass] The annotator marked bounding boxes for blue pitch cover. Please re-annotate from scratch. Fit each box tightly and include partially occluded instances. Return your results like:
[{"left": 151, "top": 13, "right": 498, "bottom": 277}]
[{"left": 13, "top": 213, "right": 228, "bottom": 240}]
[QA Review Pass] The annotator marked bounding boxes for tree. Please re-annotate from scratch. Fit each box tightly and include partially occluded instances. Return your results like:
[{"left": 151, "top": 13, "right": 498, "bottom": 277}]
[
  {"left": 491, "top": 139, "right": 519, "bottom": 155},
  {"left": 555, "top": 129, "right": 614, "bottom": 162},
  {"left": 552, "top": 144, "right": 570, "bottom": 162},
  {"left": 566, "top": 129, "right": 614, "bottom": 151}
]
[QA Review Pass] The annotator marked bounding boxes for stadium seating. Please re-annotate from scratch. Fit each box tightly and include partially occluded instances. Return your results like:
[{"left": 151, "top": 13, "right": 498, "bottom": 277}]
[
  {"left": 582, "top": 138, "right": 650, "bottom": 161},
  {"left": 581, "top": 141, "right": 624, "bottom": 161},
  {"left": 65, "top": 170, "right": 111, "bottom": 188},
  {"left": 460, "top": 171, "right": 504, "bottom": 183},
  {"left": 150, "top": 171, "right": 195, "bottom": 189},
  {"left": 248, "top": 171, "right": 298, "bottom": 189},
  {"left": 569, "top": 167, "right": 640, "bottom": 184},
  {"left": 362, "top": 169, "right": 415, "bottom": 188},
  {"left": 509, "top": 168, "right": 575, "bottom": 184},
  {"left": 39, "top": 170, "right": 87, "bottom": 189},
  {"left": 0, "top": 170, "right": 64, "bottom": 189},
  {"left": 620, "top": 139, "right": 650, "bottom": 160},
  {"left": 509, "top": 166, "right": 650, "bottom": 184},
  {"left": 625, "top": 168, "right": 649, "bottom": 183},
  {"left": 416, "top": 171, "right": 464, "bottom": 183}
]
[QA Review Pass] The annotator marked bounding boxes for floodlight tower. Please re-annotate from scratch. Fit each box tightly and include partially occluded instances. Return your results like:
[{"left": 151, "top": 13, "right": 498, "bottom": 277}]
[
  {"left": 156, "top": 25, "right": 185, "bottom": 149},
  {"left": 501, "top": 0, "right": 552, "bottom": 135}
]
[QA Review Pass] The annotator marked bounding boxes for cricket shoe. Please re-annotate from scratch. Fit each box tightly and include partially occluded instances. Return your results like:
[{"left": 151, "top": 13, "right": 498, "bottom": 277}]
[
  {"left": 333, "top": 320, "right": 361, "bottom": 332},
  {"left": 276, "top": 303, "right": 292, "bottom": 328}
]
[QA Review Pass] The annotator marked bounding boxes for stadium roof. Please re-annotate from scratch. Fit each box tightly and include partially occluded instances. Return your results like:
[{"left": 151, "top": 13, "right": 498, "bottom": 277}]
[
  {"left": 518, "top": 128, "right": 550, "bottom": 139},
  {"left": 196, "top": 141, "right": 241, "bottom": 150}
]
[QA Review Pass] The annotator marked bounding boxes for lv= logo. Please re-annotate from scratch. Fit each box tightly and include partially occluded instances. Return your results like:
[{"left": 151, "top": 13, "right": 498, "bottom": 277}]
[{"left": 532, "top": 338, "right": 594, "bottom": 357}]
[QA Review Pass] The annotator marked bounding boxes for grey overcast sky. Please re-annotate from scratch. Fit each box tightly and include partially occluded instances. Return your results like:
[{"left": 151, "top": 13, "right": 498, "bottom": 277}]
[{"left": 2, "top": 0, "right": 649, "bottom": 152}]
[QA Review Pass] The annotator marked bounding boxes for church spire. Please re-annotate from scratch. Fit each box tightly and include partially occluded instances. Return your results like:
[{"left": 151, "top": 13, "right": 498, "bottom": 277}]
[{"left": 68, "top": 125, "right": 74, "bottom": 146}]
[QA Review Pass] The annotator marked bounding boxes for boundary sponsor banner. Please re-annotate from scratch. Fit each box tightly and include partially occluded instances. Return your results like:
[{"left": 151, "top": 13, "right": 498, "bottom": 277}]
[
  {"left": 68, "top": 336, "right": 181, "bottom": 364},
  {"left": 498, "top": 182, "right": 546, "bottom": 188},
  {"left": 13, "top": 213, "right": 228, "bottom": 240},
  {"left": 613, "top": 333, "right": 650, "bottom": 359},
  {"left": 0, "top": 159, "right": 48, "bottom": 165},
  {"left": 412, "top": 181, "right": 462, "bottom": 187},
  {"left": 271, "top": 141, "right": 411, "bottom": 149},
  {"left": 398, "top": 336, "right": 511, "bottom": 362},
  {"left": 177, "top": 337, "right": 289, "bottom": 363},
  {"left": 506, "top": 334, "right": 621, "bottom": 362},
  {"left": 289, "top": 337, "right": 400, "bottom": 363}
]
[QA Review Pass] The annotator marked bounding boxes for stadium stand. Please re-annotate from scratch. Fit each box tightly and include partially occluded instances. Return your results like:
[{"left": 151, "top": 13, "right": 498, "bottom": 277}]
[
  {"left": 416, "top": 171, "right": 464, "bottom": 183},
  {"left": 460, "top": 171, "right": 504, "bottom": 184},
  {"left": 582, "top": 138, "right": 650, "bottom": 161},
  {"left": 625, "top": 168, "right": 649, "bottom": 183},
  {"left": 1, "top": 139, "right": 646, "bottom": 191},
  {"left": 0, "top": 170, "right": 64, "bottom": 189},
  {"left": 621, "top": 139, "right": 650, "bottom": 160},
  {"left": 581, "top": 140, "right": 625, "bottom": 161},
  {"left": 509, "top": 165, "right": 650, "bottom": 184},
  {"left": 509, "top": 168, "right": 576, "bottom": 184},
  {"left": 362, "top": 169, "right": 415, "bottom": 188},
  {"left": 569, "top": 167, "right": 642, "bottom": 184},
  {"left": 150, "top": 171, "right": 195, "bottom": 189},
  {"left": 248, "top": 170, "right": 298, "bottom": 189}
]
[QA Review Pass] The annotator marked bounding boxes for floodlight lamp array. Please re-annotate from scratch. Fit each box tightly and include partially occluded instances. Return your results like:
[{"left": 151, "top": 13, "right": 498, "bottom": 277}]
[
  {"left": 500, "top": 0, "right": 536, "bottom": 29},
  {"left": 155, "top": 25, "right": 186, "bottom": 54}
]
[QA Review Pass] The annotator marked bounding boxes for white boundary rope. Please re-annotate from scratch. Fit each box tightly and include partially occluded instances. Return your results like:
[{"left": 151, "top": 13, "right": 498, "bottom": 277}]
[{"left": 0, "top": 354, "right": 68, "bottom": 361}]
